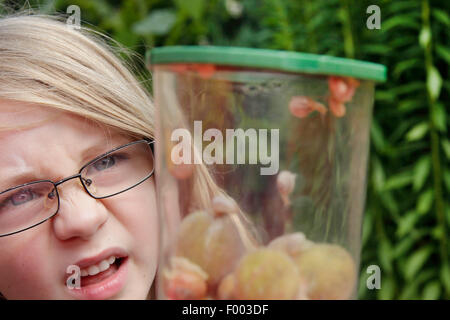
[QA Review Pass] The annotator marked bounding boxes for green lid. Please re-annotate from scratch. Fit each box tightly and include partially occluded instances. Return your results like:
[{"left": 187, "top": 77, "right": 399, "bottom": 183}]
[{"left": 149, "top": 46, "right": 387, "bottom": 82}]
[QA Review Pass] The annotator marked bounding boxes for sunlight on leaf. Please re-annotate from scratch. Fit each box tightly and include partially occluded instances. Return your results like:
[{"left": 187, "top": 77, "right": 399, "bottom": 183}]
[
  {"left": 406, "top": 122, "right": 429, "bottom": 141},
  {"left": 132, "top": 9, "right": 176, "bottom": 36},
  {"left": 404, "top": 246, "right": 433, "bottom": 281},
  {"left": 413, "top": 155, "right": 431, "bottom": 191},
  {"left": 426, "top": 66, "right": 442, "bottom": 101}
]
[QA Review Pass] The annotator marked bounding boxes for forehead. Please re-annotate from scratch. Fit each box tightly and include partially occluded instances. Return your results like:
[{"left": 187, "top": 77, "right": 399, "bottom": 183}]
[
  {"left": 0, "top": 100, "right": 59, "bottom": 133},
  {"left": 0, "top": 99, "right": 117, "bottom": 144},
  {"left": 0, "top": 100, "right": 132, "bottom": 184}
]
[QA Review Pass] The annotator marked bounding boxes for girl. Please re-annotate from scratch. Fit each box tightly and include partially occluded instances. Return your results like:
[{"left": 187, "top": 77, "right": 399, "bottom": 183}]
[{"left": 0, "top": 13, "right": 218, "bottom": 299}]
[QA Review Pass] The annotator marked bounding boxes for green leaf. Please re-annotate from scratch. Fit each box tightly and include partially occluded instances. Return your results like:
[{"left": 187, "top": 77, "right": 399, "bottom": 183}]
[
  {"left": 389, "top": 1, "right": 420, "bottom": 13},
  {"left": 393, "top": 230, "right": 427, "bottom": 258},
  {"left": 398, "top": 99, "right": 424, "bottom": 113},
  {"left": 416, "top": 189, "right": 434, "bottom": 215},
  {"left": 436, "top": 45, "right": 450, "bottom": 65},
  {"left": 431, "top": 103, "right": 447, "bottom": 132},
  {"left": 361, "top": 44, "right": 391, "bottom": 55},
  {"left": 378, "top": 238, "right": 393, "bottom": 274},
  {"left": 371, "top": 156, "right": 385, "bottom": 192},
  {"left": 396, "top": 210, "right": 420, "bottom": 238},
  {"left": 406, "top": 122, "right": 429, "bottom": 141},
  {"left": 389, "top": 36, "right": 417, "bottom": 50},
  {"left": 389, "top": 118, "right": 422, "bottom": 144},
  {"left": 413, "top": 155, "right": 431, "bottom": 191},
  {"left": 132, "top": 9, "right": 176, "bottom": 36},
  {"left": 431, "top": 225, "right": 444, "bottom": 240},
  {"left": 441, "top": 264, "right": 450, "bottom": 295},
  {"left": 371, "top": 121, "right": 387, "bottom": 153},
  {"left": 427, "top": 66, "right": 443, "bottom": 101},
  {"left": 394, "top": 82, "right": 424, "bottom": 96},
  {"left": 377, "top": 276, "right": 396, "bottom": 300},
  {"left": 399, "top": 268, "right": 435, "bottom": 299},
  {"left": 380, "top": 191, "right": 400, "bottom": 218},
  {"left": 441, "top": 139, "right": 450, "bottom": 160},
  {"left": 382, "top": 15, "right": 420, "bottom": 33},
  {"left": 393, "top": 59, "right": 421, "bottom": 78},
  {"left": 375, "top": 89, "right": 396, "bottom": 103},
  {"left": 404, "top": 246, "right": 433, "bottom": 280},
  {"left": 399, "top": 283, "right": 418, "bottom": 299},
  {"left": 419, "top": 26, "right": 431, "bottom": 49},
  {"left": 422, "top": 281, "right": 441, "bottom": 300},
  {"left": 432, "top": 8, "right": 450, "bottom": 27},
  {"left": 383, "top": 171, "right": 413, "bottom": 191}
]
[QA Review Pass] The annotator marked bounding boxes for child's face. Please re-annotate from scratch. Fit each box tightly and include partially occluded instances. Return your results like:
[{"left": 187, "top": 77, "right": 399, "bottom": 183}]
[{"left": 0, "top": 100, "right": 158, "bottom": 299}]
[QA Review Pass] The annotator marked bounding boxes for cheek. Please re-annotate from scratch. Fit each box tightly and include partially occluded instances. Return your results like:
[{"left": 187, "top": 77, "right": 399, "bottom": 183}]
[
  {"left": 105, "top": 179, "right": 159, "bottom": 262},
  {"left": 0, "top": 233, "right": 56, "bottom": 299}
]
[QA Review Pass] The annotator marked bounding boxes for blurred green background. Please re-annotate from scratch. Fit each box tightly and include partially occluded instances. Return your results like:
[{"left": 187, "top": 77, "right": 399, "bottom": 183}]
[{"left": 1, "top": 0, "right": 449, "bottom": 299}]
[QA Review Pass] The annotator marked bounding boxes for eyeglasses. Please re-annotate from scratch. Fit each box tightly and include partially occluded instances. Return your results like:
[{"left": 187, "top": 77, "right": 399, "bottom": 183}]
[{"left": 0, "top": 139, "right": 155, "bottom": 238}]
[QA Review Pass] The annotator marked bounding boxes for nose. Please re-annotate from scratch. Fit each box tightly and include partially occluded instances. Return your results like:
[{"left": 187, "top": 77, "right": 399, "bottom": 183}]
[{"left": 52, "top": 179, "right": 108, "bottom": 241}]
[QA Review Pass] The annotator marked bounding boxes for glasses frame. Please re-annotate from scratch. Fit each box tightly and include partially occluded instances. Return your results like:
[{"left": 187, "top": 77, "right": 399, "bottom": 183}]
[{"left": 0, "top": 139, "right": 155, "bottom": 238}]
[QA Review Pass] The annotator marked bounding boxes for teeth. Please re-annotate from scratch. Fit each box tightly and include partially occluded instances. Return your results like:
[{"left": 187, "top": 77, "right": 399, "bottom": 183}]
[
  {"left": 80, "top": 255, "right": 118, "bottom": 277},
  {"left": 88, "top": 265, "right": 100, "bottom": 276},
  {"left": 98, "top": 260, "right": 110, "bottom": 272}
]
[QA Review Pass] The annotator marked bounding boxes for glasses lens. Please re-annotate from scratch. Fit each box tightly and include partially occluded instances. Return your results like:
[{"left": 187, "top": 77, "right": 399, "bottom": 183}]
[
  {"left": 0, "top": 181, "right": 58, "bottom": 237},
  {"left": 81, "top": 141, "right": 154, "bottom": 198}
]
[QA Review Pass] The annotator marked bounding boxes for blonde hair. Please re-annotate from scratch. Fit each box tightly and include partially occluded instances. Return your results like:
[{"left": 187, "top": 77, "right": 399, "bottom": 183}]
[
  {"left": 0, "top": 13, "right": 220, "bottom": 206},
  {"left": 0, "top": 14, "right": 153, "bottom": 135},
  {"left": 0, "top": 13, "right": 224, "bottom": 299}
]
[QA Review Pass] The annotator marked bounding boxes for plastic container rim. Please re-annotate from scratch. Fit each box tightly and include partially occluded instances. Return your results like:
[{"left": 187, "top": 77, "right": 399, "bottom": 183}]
[{"left": 149, "top": 46, "right": 387, "bottom": 82}]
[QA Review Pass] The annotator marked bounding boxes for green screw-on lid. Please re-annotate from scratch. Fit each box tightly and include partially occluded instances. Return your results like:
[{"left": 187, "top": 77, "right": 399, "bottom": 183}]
[{"left": 149, "top": 46, "right": 387, "bottom": 82}]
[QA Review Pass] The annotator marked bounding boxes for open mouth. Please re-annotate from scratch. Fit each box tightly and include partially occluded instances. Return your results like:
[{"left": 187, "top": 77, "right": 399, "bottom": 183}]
[
  {"left": 79, "top": 256, "right": 126, "bottom": 288},
  {"left": 65, "top": 248, "right": 130, "bottom": 299}
]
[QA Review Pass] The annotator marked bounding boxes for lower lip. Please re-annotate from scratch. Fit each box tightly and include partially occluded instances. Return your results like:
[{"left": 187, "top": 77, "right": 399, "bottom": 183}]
[{"left": 66, "top": 258, "right": 129, "bottom": 300}]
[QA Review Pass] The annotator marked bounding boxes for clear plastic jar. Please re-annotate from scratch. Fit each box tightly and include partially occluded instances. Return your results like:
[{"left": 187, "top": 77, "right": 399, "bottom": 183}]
[{"left": 149, "top": 46, "right": 386, "bottom": 300}]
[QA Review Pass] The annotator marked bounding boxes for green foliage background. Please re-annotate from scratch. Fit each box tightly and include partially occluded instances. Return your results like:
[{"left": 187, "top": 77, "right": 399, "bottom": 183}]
[{"left": 1, "top": 0, "right": 449, "bottom": 299}]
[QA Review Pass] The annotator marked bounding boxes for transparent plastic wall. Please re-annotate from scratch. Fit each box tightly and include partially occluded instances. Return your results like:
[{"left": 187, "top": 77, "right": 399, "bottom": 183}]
[{"left": 153, "top": 64, "right": 375, "bottom": 300}]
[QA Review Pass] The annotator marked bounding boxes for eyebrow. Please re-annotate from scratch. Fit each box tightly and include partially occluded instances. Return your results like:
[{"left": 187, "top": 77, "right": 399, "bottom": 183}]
[
  {"left": 80, "top": 135, "right": 133, "bottom": 164},
  {"left": 80, "top": 143, "right": 114, "bottom": 165},
  {"left": 0, "top": 136, "right": 133, "bottom": 192},
  {"left": 0, "top": 170, "right": 44, "bottom": 193}
]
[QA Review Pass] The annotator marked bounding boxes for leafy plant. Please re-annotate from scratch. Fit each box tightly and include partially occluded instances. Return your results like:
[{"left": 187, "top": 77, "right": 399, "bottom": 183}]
[{"left": 2, "top": 0, "right": 448, "bottom": 299}]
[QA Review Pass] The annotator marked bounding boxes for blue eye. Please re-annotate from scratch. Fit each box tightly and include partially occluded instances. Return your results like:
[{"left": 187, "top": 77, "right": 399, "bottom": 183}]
[
  {"left": 11, "top": 188, "right": 37, "bottom": 206},
  {"left": 93, "top": 155, "right": 117, "bottom": 171}
]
